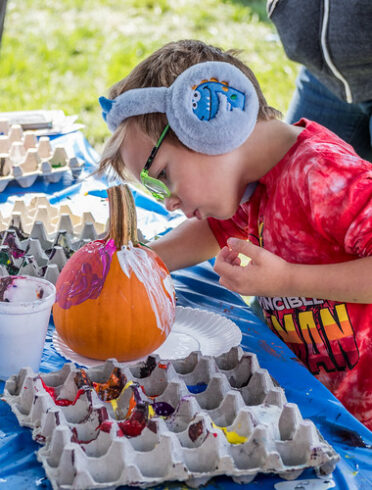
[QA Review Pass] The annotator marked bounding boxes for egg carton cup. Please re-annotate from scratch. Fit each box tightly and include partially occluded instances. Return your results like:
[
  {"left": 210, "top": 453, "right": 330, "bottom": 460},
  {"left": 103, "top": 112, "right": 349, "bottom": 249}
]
[
  {"left": 0, "top": 196, "right": 147, "bottom": 283},
  {"left": 0, "top": 223, "right": 98, "bottom": 284},
  {"left": 0, "top": 122, "right": 84, "bottom": 191},
  {"left": 0, "top": 196, "right": 108, "bottom": 238},
  {"left": 3, "top": 347, "right": 339, "bottom": 489}
]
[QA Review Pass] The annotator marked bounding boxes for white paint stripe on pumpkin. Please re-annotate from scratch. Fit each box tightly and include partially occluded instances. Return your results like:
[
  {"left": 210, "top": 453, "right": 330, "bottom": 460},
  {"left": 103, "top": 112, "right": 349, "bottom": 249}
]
[{"left": 117, "top": 242, "right": 175, "bottom": 335}]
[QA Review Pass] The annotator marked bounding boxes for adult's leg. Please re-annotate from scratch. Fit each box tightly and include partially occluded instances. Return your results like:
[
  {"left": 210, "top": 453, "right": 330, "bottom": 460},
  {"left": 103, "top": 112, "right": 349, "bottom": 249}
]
[
  {"left": 359, "top": 100, "right": 372, "bottom": 160},
  {"left": 0, "top": 1, "right": 7, "bottom": 51},
  {"left": 286, "top": 67, "right": 372, "bottom": 162}
]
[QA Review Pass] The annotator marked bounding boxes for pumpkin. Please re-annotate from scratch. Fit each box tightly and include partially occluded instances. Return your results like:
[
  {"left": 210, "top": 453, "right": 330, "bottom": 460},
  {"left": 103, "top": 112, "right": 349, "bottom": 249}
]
[{"left": 53, "top": 184, "right": 176, "bottom": 361}]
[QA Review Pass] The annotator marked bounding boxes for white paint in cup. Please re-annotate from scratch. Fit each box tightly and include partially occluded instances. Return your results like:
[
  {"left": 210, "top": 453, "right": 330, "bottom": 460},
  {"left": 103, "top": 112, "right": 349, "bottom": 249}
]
[{"left": 0, "top": 275, "right": 56, "bottom": 380}]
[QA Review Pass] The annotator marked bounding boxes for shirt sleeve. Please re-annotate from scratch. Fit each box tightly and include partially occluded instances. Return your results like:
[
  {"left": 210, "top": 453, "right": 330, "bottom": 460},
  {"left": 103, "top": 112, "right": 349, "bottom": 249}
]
[
  {"left": 301, "top": 152, "right": 372, "bottom": 257},
  {"left": 344, "top": 183, "right": 372, "bottom": 256}
]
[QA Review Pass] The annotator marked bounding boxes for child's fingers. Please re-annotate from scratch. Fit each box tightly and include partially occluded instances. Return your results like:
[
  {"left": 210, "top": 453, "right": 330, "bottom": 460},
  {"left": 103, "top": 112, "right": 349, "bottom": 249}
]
[
  {"left": 219, "top": 246, "right": 232, "bottom": 258},
  {"left": 214, "top": 252, "right": 242, "bottom": 280},
  {"left": 219, "top": 245, "right": 240, "bottom": 265},
  {"left": 227, "top": 238, "right": 262, "bottom": 261}
]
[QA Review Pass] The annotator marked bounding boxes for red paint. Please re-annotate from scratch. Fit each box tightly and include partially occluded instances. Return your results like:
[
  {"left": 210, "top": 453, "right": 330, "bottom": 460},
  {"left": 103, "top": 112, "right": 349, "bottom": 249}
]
[
  {"left": 118, "top": 418, "right": 146, "bottom": 437},
  {"left": 118, "top": 405, "right": 147, "bottom": 437},
  {"left": 40, "top": 377, "right": 86, "bottom": 406},
  {"left": 99, "top": 420, "right": 113, "bottom": 433},
  {"left": 71, "top": 427, "right": 97, "bottom": 445},
  {"left": 140, "top": 385, "right": 158, "bottom": 399}
]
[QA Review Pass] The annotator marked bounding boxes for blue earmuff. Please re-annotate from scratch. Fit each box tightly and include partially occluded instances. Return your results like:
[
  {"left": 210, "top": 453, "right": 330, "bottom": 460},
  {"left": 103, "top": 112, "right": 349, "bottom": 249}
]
[{"left": 99, "top": 61, "right": 259, "bottom": 155}]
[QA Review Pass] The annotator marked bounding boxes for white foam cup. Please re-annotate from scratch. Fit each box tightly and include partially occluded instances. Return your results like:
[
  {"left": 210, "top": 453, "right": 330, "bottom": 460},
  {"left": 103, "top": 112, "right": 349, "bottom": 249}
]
[{"left": 0, "top": 275, "right": 56, "bottom": 380}]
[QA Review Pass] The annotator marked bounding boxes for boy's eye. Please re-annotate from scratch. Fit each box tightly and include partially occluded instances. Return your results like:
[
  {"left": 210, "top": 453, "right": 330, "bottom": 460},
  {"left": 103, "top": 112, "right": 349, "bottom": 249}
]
[{"left": 157, "top": 169, "right": 167, "bottom": 182}]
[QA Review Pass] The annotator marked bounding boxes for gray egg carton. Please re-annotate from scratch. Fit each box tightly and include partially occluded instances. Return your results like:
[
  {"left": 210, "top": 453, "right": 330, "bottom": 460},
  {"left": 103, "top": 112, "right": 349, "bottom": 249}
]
[
  {"left": 0, "top": 196, "right": 109, "bottom": 283},
  {"left": 0, "top": 195, "right": 108, "bottom": 237},
  {"left": 0, "top": 226, "right": 93, "bottom": 284},
  {"left": 0, "top": 120, "right": 84, "bottom": 191},
  {"left": 3, "top": 347, "right": 339, "bottom": 489}
]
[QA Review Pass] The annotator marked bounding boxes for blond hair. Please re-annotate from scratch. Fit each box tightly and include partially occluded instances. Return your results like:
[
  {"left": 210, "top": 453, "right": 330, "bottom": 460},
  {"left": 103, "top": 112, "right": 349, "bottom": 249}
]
[{"left": 99, "top": 39, "right": 281, "bottom": 180}]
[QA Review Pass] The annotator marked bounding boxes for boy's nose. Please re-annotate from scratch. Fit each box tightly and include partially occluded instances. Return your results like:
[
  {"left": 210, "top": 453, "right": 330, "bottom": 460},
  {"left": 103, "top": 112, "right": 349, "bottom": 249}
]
[{"left": 164, "top": 195, "right": 180, "bottom": 212}]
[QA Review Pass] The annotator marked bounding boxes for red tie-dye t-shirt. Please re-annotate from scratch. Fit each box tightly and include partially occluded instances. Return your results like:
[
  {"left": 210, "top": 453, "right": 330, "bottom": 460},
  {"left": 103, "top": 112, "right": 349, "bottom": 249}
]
[{"left": 208, "top": 119, "right": 372, "bottom": 429}]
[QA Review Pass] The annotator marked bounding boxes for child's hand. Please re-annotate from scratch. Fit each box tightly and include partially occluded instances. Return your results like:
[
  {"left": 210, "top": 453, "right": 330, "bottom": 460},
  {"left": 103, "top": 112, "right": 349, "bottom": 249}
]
[{"left": 214, "top": 237, "right": 290, "bottom": 297}]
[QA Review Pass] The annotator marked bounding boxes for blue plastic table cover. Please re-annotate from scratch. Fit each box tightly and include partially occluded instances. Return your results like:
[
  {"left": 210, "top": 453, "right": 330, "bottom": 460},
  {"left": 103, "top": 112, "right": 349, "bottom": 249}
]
[{"left": 0, "top": 131, "right": 371, "bottom": 490}]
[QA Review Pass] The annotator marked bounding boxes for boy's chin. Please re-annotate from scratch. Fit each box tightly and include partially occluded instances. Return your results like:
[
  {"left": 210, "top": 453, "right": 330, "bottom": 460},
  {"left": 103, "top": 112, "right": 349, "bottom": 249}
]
[{"left": 210, "top": 210, "right": 236, "bottom": 221}]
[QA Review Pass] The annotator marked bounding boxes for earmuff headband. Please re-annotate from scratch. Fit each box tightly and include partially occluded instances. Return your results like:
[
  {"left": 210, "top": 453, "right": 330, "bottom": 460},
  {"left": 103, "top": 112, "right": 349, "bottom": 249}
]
[{"left": 99, "top": 61, "right": 259, "bottom": 155}]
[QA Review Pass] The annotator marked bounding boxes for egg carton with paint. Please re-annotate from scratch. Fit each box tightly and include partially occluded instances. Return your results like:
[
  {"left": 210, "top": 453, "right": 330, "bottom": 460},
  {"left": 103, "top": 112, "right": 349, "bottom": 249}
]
[
  {"left": 0, "top": 119, "right": 84, "bottom": 191},
  {"left": 0, "top": 195, "right": 109, "bottom": 283},
  {"left": 0, "top": 222, "right": 97, "bottom": 284},
  {"left": 3, "top": 347, "right": 339, "bottom": 489}
]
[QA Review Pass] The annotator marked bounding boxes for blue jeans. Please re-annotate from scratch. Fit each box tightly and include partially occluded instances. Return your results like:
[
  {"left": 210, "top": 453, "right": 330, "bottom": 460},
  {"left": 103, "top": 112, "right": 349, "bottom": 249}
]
[{"left": 286, "top": 67, "right": 372, "bottom": 162}]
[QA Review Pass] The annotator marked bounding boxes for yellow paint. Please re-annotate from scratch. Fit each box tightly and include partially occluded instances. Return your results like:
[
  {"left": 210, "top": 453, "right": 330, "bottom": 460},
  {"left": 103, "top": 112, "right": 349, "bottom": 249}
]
[
  {"left": 110, "top": 399, "right": 118, "bottom": 413},
  {"left": 148, "top": 405, "right": 155, "bottom": 418},
  {"left": 211, "top": 422, "right": 247, "bottom": 444},
  {"left": 123, "top": 380, "right": 133, "bottom": 391}
]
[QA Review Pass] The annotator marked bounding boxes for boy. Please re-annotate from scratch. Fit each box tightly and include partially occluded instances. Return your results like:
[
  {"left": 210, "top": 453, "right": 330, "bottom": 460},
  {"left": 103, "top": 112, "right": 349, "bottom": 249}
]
[{"left": 98, "top": 40, "right": 372, "bottom": 430}]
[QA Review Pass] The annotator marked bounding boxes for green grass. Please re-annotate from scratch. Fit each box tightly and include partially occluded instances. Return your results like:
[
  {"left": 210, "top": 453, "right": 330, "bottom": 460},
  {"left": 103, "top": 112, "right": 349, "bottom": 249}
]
[{"left": 0, "top": 0, "right": 298, "bottom": 152}]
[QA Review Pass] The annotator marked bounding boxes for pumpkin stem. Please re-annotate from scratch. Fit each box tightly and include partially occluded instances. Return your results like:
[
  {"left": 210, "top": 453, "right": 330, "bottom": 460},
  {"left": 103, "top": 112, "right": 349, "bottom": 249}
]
[{"left": 108, "top": 184, "right": 139, "bottom": 249}]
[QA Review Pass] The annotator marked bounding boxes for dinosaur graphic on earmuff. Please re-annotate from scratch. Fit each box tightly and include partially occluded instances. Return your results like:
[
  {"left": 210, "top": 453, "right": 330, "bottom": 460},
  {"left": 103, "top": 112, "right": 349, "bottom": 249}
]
[
  {"left": 192, "top": 79, "right": 246, "bottom": 121},
  {"left": 99, "top": 61, "right": 259, "bottom": 155}
]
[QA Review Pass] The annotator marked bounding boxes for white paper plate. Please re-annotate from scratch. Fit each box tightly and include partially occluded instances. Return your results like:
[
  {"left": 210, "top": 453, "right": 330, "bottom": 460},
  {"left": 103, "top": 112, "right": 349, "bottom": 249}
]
[{"left": 52, "top": 306, "right": 242, "bottom": 367}]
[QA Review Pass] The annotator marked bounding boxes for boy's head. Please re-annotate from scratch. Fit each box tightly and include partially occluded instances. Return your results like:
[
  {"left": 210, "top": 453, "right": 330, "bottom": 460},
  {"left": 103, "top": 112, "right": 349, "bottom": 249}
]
[{"left": 99, "top": 39, "right": 281, "bottom": 183}]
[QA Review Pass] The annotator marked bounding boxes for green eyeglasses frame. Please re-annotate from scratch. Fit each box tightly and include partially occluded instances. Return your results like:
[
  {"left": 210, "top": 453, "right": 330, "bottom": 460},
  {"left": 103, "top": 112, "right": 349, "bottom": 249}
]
[{"left": 140, "top": 124, "right": 171, "bottom": 200}]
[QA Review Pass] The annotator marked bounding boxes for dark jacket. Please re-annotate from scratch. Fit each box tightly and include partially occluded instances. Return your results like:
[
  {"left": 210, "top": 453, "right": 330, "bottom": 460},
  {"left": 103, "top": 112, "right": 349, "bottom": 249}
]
[{"left": 268, "top": 0, "right": 372, "bottom": 103}]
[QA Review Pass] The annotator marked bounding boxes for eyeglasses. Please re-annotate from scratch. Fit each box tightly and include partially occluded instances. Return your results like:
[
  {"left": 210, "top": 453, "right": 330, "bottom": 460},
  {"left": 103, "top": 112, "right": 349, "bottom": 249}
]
[{"left": 140, "top": 124, "right": 171, "bottom": 200}]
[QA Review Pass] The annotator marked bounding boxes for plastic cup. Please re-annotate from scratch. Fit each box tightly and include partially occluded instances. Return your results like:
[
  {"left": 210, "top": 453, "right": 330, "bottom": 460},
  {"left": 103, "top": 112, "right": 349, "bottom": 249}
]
[{"left": 0, "top": 275, "right": 56, "bottom": 380}]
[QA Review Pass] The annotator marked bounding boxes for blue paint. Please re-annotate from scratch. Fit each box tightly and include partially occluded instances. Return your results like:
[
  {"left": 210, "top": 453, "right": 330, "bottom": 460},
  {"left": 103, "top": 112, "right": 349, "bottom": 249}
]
[{"left": 187, "top": 383, "right": 208, "bottom": 394}]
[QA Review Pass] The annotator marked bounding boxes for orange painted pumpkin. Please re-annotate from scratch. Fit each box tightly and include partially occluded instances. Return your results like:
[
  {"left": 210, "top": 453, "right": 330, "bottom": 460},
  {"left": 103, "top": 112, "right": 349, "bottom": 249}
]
[{"left": 53, "top": 185, "right": 176, "bottom": 361}]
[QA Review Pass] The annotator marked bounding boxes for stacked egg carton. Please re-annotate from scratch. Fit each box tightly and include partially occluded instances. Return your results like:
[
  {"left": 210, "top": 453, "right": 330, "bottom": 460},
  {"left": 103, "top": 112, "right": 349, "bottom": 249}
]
[
  {"left": 3, "top": 347, "right": 339, "bottom": 489},
  {"left": 0, "top": 196, "right": 108, "bottom": 283},
  {"left": 0, "top": 118, "right": 84, "bottom": 191}
]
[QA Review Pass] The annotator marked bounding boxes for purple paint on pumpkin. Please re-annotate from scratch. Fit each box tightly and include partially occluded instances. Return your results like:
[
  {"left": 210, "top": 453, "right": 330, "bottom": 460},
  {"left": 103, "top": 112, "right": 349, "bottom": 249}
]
[{"left": 56, "top": 239, "right": 116, "bottom": 309}]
